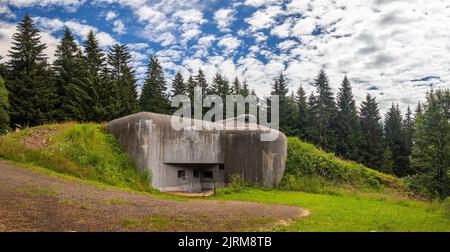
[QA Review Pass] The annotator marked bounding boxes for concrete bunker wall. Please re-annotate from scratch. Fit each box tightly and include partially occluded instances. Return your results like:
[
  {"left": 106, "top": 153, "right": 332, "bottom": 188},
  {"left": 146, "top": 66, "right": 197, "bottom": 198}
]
[{"left": 107, "top": 112, "right": 287, "bottom": 192}]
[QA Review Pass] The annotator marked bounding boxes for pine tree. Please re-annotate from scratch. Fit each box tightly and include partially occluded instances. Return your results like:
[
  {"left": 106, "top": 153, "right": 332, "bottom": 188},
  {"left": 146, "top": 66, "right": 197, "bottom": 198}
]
[
  {"left": 335, "top": 76, "right": 360, "bottom": 160},
  {"left": 381, "top": 147, "right": 395, "bottom": 175},
  {"left": 311, "top": 69, "right": 337, "bottom": 151},
  {"left": 385, "top": 104, "right": 409, "bottom": 177},
  {"left": 295, "top": 85, "right": 308, "bottom": 139},
  {"left": 271, "top": 73, "right": 289, "bottom": 133},
  {"left": 186, "top": 75, "right": 197, "bottom": 116},
  {"left": 6, "top": 14, "right": 56, "bottom": 127},
  {"left": 241, "top": 80, "right": 250, "bottom": 97},
  {"left": 232, "top": 77, "right": 241, "bottom": 95},
  {"left": 107, "top": 44, "right": 138, "bottom": 118},
  {"left": 402, "top": 106, "right": 415, "bottom": 175},
  {"left": 195, "top": 69, "right": 209, "bottom": 98},
  {"left": 359, "top": 94, "right": 384, "bottom": 170},
  {"left": 0, "top": 77, "right": 9, "bottom": 134},
  {"left": 83, "top": 30, "right": 109, "bottom": 121},
  {"left": 64, "top": 71, "right": 101, "bottom": 122},
  {"left": 53, "top": 27, "right": 85, "bottom": 121},
  {"left": 0, "top": 56, "right": 7, "bottom": 78},
  {"left": 210, "top": 72, "right": 231, "bottom": 118},
  {"left": 306, "top": 92, "right": 319, "bottom": 143},
  {"left": 284, "top": 92, "right": 299, "bottom": 136},
  {"left": 186, "top": 75, "right": 196, "bottom": 102},
  {"left": 411, "top": 89, "right": 450, "bottom": 198},
  {"left": 171, "top": 72, "right": 186, "bottom": 97},
  {"left": 84, "top": 30, "right": 105, "bottom": 75},
  {"left": 416, "top": 101, "right": 423, "bottom": 116},
  {"left": 139, "top": 57, "right": 170, "bottom": 114}
]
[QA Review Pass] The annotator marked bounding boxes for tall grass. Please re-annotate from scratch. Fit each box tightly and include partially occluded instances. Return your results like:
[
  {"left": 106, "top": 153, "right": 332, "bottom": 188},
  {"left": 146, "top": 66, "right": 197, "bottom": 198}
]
[
  {"left": 283, "top": 137, "right": 403, "bottom": 193},
  {"left": 0, "top": 123, "right": 151, "bottom": 192}
]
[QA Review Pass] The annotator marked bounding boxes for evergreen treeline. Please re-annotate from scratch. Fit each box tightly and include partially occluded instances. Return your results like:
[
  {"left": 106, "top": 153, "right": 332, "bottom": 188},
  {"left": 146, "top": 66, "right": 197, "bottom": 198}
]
[{"left": 0, "top": 14, "right": 448, "bottom": 198}]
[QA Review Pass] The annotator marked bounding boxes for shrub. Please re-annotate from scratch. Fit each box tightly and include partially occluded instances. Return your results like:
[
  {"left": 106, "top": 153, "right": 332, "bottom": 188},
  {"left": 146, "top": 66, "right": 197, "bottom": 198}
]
[{"left": 216, "top": 174, "right": 248, "bottom": 196}]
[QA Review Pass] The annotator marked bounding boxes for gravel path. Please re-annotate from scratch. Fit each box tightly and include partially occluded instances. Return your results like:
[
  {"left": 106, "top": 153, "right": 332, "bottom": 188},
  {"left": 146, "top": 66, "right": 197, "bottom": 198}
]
[{"left": 0, "top": 160, "right": 308, "bottom": 232}]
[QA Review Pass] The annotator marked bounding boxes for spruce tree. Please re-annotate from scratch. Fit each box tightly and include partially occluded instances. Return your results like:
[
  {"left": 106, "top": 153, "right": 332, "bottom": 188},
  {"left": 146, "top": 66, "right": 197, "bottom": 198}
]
[
  {"left": 139, "top": 57, "right": 170, "bottom": 114},
  {"left": 295, "top": 85, "right": 309, "bottom": 139},
  {"left": 359, "top": 94, "right": 384, "bottom": 170},
  {"left": 241, "top": 80, "right": 250, "bottom": 97},
  {"left": 0, "top": 77, "right": 9, "bottom": 134},
  {"left": 384, "top": 104, "right": 408, "bottom": 177},
  {"left": 84, "top": 30, "right": 105, "bottom": 75},
  {"left": 210, "top": 72, "right": 231, "bottom": 118},
  {"left": 210, "top": 72, "right": 231, "bottom": 99},
  {"left": 7, "top": 14, "right": 56, "bottom": 127},
  {"left": 186, "top": 75, "right": 197, "bottom": 116},
  {"left": 381, "top": 147, "right": 395, "bottom": 175},
  {"left": 83, "top": 30, "right": 109, "bottom": 121},
  {"left": 311, "top": 69, "right": 336, "bottom": 151},
  {"left": 284, "top": 91, "right": 299, "bottom": 136},
  {"left": 195, "top": 69, "right": 209, "bottom": 98},
  {"left": 232, "top": 77, "right": 241, "bottom": 95},
  {"left": 306, "top": 92, "right": 319, "bottom": 143},
  {"left": 411, "top": 89, "right": 450, "bottom": 198},
  {"left": 416, "top": 101, "right": 423, "bottom": 117},
  {"left": 0, "top": 56, "right": 6, "bottom": 78},
  {"left": 271, "top": 73, "right": 289, "bottom": 133},
  {"left": 64, "top": 71, "right": 101, "bottom": 122},
  {"left": 53, "top": 27, "right": 85, "bottom": 121},
  {"left": 107, "top": 44, "right": 138, "bottom": 118},
  {"left": 171, "top": 72, "right": 186, "bottom": 97},
  {"left": 335, "top": 76, "right": 360, "bottom": 160},
  {"left": 402, "top": 106, "right": 415, "bottom": 175}
]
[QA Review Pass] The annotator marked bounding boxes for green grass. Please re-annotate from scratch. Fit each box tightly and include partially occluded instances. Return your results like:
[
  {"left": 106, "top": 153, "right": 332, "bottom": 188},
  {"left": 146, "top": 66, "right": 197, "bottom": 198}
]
[
  {"left": 217, "top": 189, "right": 450, "bottom": 232},
  {"left": 284, "top": 138, "right": 403, "bottom": 192},
  {"left": 0, "top": 123, "right": 151, "bottom": 192},
  {"left": 1, "top": 123, "right": 448, "bottom": 232},
  {"left": 120, "top": 216, "right": 186, "bottom": 231}
]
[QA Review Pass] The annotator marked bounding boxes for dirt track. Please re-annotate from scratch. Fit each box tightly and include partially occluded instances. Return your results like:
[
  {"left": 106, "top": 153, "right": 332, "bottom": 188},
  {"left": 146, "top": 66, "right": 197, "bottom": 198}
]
[{"left": 0, "top": 160, "right": 308, "bottom": 232}]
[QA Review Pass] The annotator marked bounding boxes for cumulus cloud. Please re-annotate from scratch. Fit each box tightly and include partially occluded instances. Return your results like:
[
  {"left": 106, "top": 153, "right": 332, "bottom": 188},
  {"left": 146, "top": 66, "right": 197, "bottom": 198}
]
[
  {"left": 217, "top": 35, "right": 241, "bottom": 55},
  {"left": 112, "top": 19, "right": 126, "bottom": 35},
  {"left": 105, "top": 11, "right": 117, "bottom": 21},
  {"left": 214, "top": 8, "right": 236, "bottom": 32},
  {"left": 34, "top": 17, "right": 117, "bottom": 47},
  {"left": 1, "top": 0, "right": 449, "bottom": 113},
  {"left": 4, "top": 0, "right": 86, "bottom": 12}
]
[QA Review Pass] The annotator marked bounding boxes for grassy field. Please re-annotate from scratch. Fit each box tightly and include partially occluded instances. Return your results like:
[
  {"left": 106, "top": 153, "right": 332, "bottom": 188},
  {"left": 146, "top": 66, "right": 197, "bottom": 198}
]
[
  {"left": 217, "top": 189, "right": 450, "bottom": 232},
  {"left": 0, "top": 123, "right": 151, "bottom": 192},
  {"left": 1, "top": 123, "right": 449, "bottom": 232}
]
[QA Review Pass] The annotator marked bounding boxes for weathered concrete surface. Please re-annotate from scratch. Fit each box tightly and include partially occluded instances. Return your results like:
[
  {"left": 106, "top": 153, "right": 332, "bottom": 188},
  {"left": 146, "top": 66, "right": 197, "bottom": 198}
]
[{"left": 107, "top": 112, "right": 287, "bottom": 192}]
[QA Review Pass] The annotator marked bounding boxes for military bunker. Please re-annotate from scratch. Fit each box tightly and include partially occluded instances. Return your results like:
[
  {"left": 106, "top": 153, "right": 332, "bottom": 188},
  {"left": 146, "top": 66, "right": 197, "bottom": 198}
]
[{"left": 107, "top": 112, "right": 287, "bottom": 193}]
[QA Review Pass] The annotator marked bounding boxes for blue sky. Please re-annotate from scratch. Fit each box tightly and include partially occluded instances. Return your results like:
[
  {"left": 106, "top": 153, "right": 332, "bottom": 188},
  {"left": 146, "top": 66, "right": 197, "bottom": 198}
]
[{"left": 1, "top": 0, "right": 449, "bottom": 114}]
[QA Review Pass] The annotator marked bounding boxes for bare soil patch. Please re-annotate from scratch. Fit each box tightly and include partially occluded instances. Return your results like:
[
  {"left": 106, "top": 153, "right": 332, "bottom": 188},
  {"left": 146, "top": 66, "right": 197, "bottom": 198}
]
[
  {"left": 0, "top": 160, "right": 308, "bottom": 232},
  {"left": 19, "top": 128, "right": 59, "bottom": 149}
]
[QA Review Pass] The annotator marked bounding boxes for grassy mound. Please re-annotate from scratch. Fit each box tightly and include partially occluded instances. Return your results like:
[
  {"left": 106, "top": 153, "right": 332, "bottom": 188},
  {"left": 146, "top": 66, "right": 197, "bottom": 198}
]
[
  {"left": 282, "top": 137, "right": 403, "bottom": 193},
  {"left": 0, "top": 123, "right": 151, "bottom": 192}
]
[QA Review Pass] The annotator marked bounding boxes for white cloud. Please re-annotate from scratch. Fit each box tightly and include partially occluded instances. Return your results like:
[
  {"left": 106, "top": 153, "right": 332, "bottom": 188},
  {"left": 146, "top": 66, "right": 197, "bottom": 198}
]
[
  {"left": 217, "top": 35, "right": 241, "bottom": 55},
  {"left": 245, "top": 5, "right": 283, "bottom": 31},
  {"left": 105, "top": 11, "right": 117, "bottom": 21},
  {"left": 34, "top": 17, "right": 116, "bottom": 47},
  {"left": 214, "top": 8, "right": 236, "bottom": 32},
  {"left": 113, "top": 19, "right": 126, "bottom": 35},
  {"left": 4, "top": 0, "right": 86, "bottom": 12}
]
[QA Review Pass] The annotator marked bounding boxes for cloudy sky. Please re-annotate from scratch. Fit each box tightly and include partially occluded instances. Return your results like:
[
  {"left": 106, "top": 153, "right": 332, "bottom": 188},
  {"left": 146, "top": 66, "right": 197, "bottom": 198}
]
[{"left": 0, "top": 0, "right": 449, "bottom": 113}]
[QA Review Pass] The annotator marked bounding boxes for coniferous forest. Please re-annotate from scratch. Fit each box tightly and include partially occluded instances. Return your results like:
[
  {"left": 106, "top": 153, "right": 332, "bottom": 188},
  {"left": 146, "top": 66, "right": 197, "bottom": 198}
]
[{"left": 0, "top": 14, "right": 449, "bottom": 199}]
